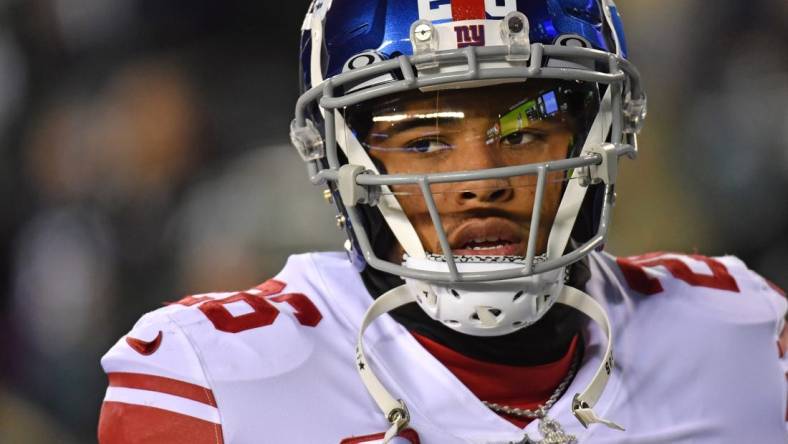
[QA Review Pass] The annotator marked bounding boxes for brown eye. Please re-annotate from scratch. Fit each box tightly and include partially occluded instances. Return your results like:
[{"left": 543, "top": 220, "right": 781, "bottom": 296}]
[
  {"left": 500, "top": 131, "right": 539, "bottom": 147},
  {"left": 406, "top": 138, "right": 452, "bottom": 153}
]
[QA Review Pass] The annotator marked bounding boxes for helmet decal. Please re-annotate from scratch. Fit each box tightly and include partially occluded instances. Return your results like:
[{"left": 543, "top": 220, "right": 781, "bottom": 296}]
[{"left": 416, "top": 0, "right": 517, "bottom": 22}]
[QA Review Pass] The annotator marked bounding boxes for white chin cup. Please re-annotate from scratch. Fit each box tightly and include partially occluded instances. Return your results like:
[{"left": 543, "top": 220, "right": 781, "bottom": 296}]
[{"left": 402, "top": 256, "right": 566, "bottom": 337}]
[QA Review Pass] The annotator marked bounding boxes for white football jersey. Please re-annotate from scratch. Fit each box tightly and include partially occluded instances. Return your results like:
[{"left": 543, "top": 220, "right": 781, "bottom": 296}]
[{"left": 99, "top": 251, "right": 788, "bottom": 443}]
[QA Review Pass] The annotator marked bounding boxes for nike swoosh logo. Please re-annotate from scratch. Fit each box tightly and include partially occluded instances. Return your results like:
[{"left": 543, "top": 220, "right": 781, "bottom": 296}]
[{"left": 126, "top": 330, "right": 163, "bottom": 356}]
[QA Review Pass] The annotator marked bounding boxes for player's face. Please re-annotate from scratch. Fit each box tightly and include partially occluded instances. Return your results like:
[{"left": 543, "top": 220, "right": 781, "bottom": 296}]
[{"left": 351, "top": 83, "right": 574, "bottom": 259}]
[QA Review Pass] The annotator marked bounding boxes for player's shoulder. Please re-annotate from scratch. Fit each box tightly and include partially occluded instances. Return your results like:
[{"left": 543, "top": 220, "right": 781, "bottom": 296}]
[
  {"left": 101, "top": 251, "right": 361, "bottom": 380},
  {"left": 98, "top": 252, "right": 364, "bottom": 442},
  {"left": 100, "top": 296, "right": 211, "bottom": 383},
  {"left": 591, "top": 250, "right": 786, "bottom": 324}
]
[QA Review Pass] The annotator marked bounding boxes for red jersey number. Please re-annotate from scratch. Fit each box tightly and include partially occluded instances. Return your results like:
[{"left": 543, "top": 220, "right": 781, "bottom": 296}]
[
  {"left": 617, "top": 253, "right": 739, "bottom": 295},
  {"left": 175, "top": 279, "right": 322, "bottom": 333},
  {"left": 197, "top": 292, "right": 279, "bottom": 333}
]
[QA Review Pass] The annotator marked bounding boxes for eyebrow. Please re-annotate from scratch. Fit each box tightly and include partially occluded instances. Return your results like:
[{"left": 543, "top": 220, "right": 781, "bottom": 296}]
[{"left": 371, "top": 111, "right": 465, "bottom": 135}]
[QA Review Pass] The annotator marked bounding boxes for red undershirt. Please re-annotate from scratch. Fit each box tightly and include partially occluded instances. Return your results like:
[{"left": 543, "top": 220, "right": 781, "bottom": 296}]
[{"left": 412, "top": 333, "right": 580, "bottom": 428}]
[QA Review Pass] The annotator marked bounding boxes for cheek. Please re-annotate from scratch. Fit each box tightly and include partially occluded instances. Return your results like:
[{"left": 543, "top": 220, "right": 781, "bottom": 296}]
[
  {"left": 508, "top": 173, "right": 564, "bottom": 216},
  {"left": 546, "top": 132, "right": 573, "bottom": 159},
  {"left": 394, "top": 189, "right": 426, "bottom": 214},
  {"left": 370, "top": 153, "right": 430, "bottom": 221},
  {"left": 541, "top": 177, "right": 565, "bottom": 221},
  {"left": 391, "top": 188, "right": 437, "bottom": 242},
  {"left": 369, "top": 151, "right": 438, "bottom": 244}
]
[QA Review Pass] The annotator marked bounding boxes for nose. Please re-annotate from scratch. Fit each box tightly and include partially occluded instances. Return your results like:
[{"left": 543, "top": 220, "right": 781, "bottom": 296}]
[
  {"left": 448, "top": 125, "right": 515, "bottom": 205},
  {"left": 456, "top": 180, "right": 514, "bottom": 204}
]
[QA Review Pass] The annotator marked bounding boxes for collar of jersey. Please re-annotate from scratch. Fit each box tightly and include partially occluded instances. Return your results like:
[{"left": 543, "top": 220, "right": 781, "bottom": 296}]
[
  {"left": 412, "top": 333, "right": 580, "bottom": 428},
  {"left": 309, "top": 251, "right": 623, "bottom": 442}
]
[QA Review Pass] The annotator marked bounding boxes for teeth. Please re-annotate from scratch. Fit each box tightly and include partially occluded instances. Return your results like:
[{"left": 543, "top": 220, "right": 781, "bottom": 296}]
[
  {"left": 459, "top": 237, "right": 516, "bottom": 251},
  {"left": 470, "top": 244, "right": 506, "bottom": 250},
  {"left": 473, "top": 237, "right": 502, "bottom": 243}
]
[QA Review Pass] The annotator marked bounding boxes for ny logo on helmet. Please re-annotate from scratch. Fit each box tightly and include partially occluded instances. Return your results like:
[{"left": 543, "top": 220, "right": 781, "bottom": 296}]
[{"left": 454, "top": 24, "right": 485, "bottom": 47}]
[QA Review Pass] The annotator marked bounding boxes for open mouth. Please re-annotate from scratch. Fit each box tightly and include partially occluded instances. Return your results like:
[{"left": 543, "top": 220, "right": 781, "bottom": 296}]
[
  {"left": 452, "top": 237, "right": 524, "bottom": 256},
  {"left": 445, "top": 217, "right": 528, "bottom": 257},
  {"left": 452, "top": 238, "right": 524, "bottom": 256}
]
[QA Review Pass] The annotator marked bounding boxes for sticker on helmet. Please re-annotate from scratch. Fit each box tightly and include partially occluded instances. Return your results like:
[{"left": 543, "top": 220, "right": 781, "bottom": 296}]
[{"left": 416, "top": 0, "right": 516, "bottom": 22}]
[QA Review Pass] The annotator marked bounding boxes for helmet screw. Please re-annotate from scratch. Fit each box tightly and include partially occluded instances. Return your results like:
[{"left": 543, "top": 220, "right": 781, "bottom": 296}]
[
  {"left": 508, "top": 16, "right": 524, "bottom": 33},
  {"left": 335, "top": 214, "right": 346, "bottom": 229},
  {"left": 413, "top": 23, "right": 432, "bottom": 42},
  {"left": 323, "top": 188, "right": 334, "bottom": 204}
]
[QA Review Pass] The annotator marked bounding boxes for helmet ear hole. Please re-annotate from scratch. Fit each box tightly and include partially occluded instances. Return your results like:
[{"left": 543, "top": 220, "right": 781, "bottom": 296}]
[
  {"left": 450, "top": 289, "right": 461, "bottom": 299},
  {"left": 512, "top": 290, "right": 524, "bottom": 302}
]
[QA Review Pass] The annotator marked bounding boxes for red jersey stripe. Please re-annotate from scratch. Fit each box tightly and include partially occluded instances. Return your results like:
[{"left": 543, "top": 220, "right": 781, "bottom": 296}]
[
  {"left": 98, "top": 401, "right": 224, "bottom": 444},
  {"left": 108, "top": 372, "right": 217, "bottom": 407}
]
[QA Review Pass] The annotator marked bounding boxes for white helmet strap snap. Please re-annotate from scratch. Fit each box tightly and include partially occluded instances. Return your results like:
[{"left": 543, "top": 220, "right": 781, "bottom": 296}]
[{"left": 355, "top": 285, "right": 624, "bottom": 443}]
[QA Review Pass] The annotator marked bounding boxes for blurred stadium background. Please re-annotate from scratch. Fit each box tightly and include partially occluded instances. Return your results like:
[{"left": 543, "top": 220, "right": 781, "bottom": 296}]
[{"left": 0, "top": 0, "right": 785, "bottom": 442}]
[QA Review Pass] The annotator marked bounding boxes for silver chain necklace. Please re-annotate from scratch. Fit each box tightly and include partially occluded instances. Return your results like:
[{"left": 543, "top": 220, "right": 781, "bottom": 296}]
[
  {"left": 483, "top": 345, "right": 582, "bottom": 444},
  {"left": 482, "top": 342, "right": 581, "bottom": 419}
]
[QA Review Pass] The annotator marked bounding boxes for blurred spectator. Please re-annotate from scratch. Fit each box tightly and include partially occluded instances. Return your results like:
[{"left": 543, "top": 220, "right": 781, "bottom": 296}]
[
  {"left": 680, "top": 0, "right": 788, "bottom": 287},
  {"left": 171, "top": 144, "right": 341, "bottom": 294},
  {"left": 10, "top": 56, "right": 208, "bottom": 435},
  {"left": 0, "top": 387, "right": 77, "bottom": 444}
]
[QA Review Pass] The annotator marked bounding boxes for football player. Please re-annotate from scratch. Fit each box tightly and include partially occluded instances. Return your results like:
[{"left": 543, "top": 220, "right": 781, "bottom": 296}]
[{"left": 98, "top": 0, "right": 788, "bottom": 443}]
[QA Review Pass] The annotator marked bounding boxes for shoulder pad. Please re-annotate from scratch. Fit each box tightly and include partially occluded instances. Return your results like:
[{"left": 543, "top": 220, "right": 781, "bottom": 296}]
[
  {"left": 101, "top": 305, "right": 211, "bottom": 385},
  {"left": 160, "top": 279, "right": 329, "bottom": 381}
]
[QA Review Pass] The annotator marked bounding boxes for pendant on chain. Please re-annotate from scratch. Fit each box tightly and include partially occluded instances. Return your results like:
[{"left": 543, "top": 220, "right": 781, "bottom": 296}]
[{"left": 512, "top": 418, "right": 577, "bottom": 444}]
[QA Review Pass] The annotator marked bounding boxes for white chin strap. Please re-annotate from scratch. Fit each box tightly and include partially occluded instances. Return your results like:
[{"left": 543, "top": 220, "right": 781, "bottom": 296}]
[{"left": 355, "top": 285, "right": 624, "bottom": 442}]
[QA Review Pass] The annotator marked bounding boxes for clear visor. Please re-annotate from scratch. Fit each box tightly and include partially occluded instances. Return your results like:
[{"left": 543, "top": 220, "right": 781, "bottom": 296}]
[
  {"left": 344, "top": 80, "right": 599, "bottom": 171},
  {"left": 341, "top": 80, "right": 601, "bottom": 257}
]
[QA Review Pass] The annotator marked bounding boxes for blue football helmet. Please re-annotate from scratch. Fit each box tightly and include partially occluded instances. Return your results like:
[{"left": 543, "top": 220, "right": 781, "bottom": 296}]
[{"left": 290, "top": 0, "right": 646, "bottom": 337}]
